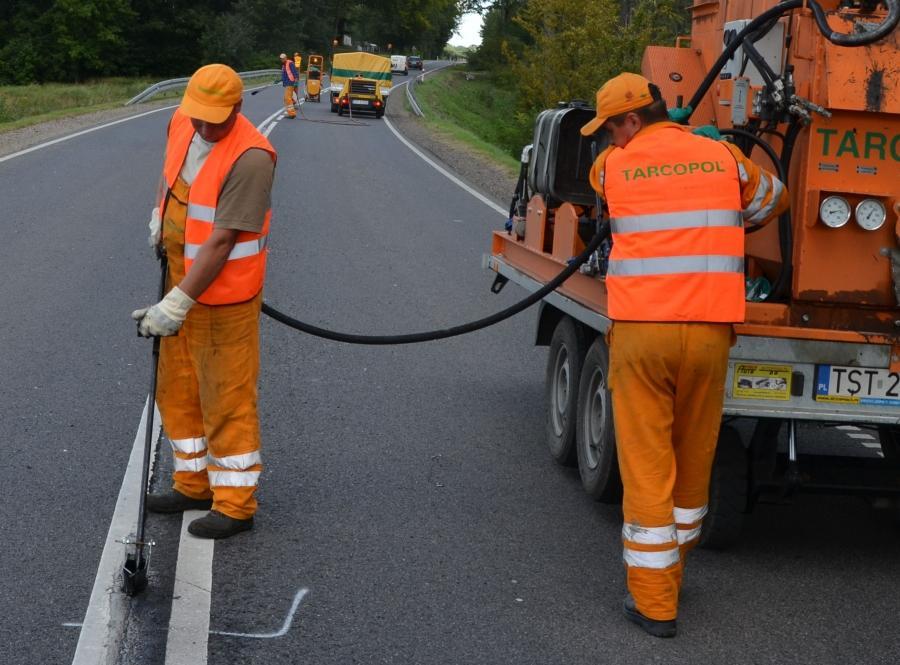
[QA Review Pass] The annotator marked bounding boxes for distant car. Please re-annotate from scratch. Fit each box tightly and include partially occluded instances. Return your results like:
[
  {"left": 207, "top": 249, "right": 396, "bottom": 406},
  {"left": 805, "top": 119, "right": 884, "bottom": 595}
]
[
  {"left": 390, "top": 55, "right": 408, "bottom": 75},
  {"left": 407, "top": 55, "right": 423, "bottom": 71}
]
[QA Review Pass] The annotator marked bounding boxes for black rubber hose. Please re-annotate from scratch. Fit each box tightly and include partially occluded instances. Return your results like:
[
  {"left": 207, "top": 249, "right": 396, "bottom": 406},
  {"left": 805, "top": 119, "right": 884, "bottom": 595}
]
[
  {"left": 686, "top": 1, "right": 804, "bottom": 117},
  {"left": 720, "top": 127, "right": 794, "bottom": 298},
  {"left": 719, "top": 128, "right": 787, "bottom": 186},
  {"left": 262, "top": 227, "right": 608, "bottom": 345},
  {"left": 815, "top": 0, "right": 898, "bottom": 46},
  {"left": 684, "top": 0, "right": 900, "bottom": 120}
]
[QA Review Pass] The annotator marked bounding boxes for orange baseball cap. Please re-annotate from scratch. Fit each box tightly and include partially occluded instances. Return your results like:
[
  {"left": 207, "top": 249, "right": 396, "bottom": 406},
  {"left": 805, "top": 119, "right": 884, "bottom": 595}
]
[
  {"left": 179, "top": 64, "right": 243, "bottom": 124},
  {"left": 580, "top": 73, "right": 655, "bottom": 136}
]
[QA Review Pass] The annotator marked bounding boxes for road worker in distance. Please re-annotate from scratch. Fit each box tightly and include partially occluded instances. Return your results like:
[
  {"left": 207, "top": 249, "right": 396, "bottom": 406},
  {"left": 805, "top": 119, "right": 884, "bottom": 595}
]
[
  {"left": 280, "top": 52, "right": 299, "bottom": 118},
  {"left": 133, "top": 64, "right": 276, "bottom": 539},
  {"left": 581, "top": 73, "right": 788, "bottom": 637}
]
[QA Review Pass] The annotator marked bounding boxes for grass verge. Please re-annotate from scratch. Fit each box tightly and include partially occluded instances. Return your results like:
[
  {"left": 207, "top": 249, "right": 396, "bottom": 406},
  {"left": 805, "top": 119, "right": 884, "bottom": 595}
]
[
  {"left": 412, "top": 66, "right": 527, "bottom": 174},
  {"left": 0, "top": 76, "right": 274, "bottom": 133}
]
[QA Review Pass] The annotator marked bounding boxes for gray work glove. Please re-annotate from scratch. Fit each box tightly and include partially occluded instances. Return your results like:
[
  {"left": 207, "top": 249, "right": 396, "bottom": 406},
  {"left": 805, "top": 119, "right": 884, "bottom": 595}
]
[
  {"left": 148, "top": 207, "right": 161, "bottom": 252},
  {"left": 132, "top": 286, "right": 195, "bottom": 337}
]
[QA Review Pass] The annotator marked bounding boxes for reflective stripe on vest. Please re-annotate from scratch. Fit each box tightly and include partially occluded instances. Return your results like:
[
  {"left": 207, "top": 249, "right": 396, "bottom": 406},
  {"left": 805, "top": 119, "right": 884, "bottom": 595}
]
[
  {"left": 610, "top": 209, "right": 742, "bottom": 234},
  {"left": 608, "top": 255, "right": 744, "bottom": 277},
  {"left": 184, "top": 236, "right": 269, "bottom": 261},
  {"left": 161, "top": 110, "right": 276, "bottom": 305},
  {"left": 603, "top": 125, "right": 744, "bottom": 323}
]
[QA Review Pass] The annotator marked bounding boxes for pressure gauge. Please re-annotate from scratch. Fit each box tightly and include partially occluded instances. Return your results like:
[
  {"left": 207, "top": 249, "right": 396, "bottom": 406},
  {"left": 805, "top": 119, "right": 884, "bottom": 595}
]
[
  {"left": 819, "top": 196, "right": 851, "bottom": 228},
  {"left": 855, "top": 198, "right": 886, "bottom": 231}
]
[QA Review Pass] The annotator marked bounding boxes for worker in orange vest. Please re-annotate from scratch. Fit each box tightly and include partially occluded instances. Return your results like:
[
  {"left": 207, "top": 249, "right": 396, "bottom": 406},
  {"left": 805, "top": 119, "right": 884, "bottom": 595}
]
[
  {"left": 279, "top": 53, "right": 298, "bottom": 118},
  {"left": 134, "top": 64, "right": 277, "bottom": 539},
  {"left": 581, "top": 73, "right": 788, "bottom": 637}
]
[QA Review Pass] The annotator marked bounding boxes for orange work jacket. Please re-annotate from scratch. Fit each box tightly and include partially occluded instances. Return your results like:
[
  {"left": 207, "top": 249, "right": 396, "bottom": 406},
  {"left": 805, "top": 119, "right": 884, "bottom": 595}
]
[
  {"left": 161, "top": 110, "right": 276, "bottom": 305},
  {"left": 602, "top": 124, "right": 744, "bottom": 322}
]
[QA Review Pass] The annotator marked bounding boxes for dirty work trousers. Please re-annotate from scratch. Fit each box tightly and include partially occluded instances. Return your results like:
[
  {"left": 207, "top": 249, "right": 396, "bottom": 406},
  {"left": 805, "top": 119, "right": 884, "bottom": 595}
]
[
  {"left": 283, "top": 86, "right": 297, "bottom": 117},
  {"left": 608, "top": 321, "right": 733, "bottom": 621},
  {"left": 156, "top": 176, "right": 263, "bottom": 520}
]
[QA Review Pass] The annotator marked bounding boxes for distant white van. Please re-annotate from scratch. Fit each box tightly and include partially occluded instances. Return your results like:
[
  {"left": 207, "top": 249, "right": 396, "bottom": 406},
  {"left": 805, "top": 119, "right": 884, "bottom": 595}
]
[{"left": 390, "top": 55, "right": 408, "bottom": 75}]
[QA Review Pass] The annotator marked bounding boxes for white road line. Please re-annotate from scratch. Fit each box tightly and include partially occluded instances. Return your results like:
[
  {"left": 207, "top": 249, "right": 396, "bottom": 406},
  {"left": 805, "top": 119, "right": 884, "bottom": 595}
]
[
  {"left": 836, "top": 425, "right": 860, "bottom": 430},
  {"left": 257, "top": 106, "right": 286, "bottom": 136},
  {"left": 847, "top": 432, "right": 877, "bottom": 440},
  {"left": 1, "top": 82, "right": 276, "bottom": 165},
  {"left": 383, "top": 115, "right": 507, "bottom": 217},
  {"left": 0, "top": 105, "right": 180, "bottom": 164},
  {"left": 71, "top": 398, "right": 161, "bottom": 665},
  {"left": 164, "top": 511, "right": 215, "bottom": 665},
  {"left": 210, "top": 588, "right": 309, "bottom": 639}
]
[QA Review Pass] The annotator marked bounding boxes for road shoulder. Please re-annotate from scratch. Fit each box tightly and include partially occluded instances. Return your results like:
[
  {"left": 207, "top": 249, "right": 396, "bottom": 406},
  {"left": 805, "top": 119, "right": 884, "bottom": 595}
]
[{"left": 385, "top": 82, "right": 517, "bottom": 212}]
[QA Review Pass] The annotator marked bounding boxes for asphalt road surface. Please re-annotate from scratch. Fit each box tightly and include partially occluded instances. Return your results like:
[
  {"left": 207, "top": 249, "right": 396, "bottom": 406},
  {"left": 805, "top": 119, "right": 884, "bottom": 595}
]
[{"left": 1, "top": 66, "right": 898, "bottom": 665}]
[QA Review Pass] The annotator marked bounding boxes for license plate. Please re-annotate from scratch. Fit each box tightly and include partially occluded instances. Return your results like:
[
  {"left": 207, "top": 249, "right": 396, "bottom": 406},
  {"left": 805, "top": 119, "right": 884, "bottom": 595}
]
[
  {"left": 352, "top": 99, "right": 369, "bottom": 106},
  {"left": 815, "top": 365, "right": 900, "bottom": 406},
  {"left": 733, "top": 363, "right": 792, "bottom": 400}
]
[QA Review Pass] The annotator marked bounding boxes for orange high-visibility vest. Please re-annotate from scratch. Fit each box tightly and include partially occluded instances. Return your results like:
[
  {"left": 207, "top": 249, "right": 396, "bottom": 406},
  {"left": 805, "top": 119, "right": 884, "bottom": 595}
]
[
  {"left": 161, "top": 110, "right": 276, "bottom": 305},
  {"left": 604, "top": 125, "right": 744, "bottom": 322}
]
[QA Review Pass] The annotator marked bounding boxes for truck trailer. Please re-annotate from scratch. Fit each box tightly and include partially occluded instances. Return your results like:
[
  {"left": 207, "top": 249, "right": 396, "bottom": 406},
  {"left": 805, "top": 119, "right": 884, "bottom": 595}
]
[{"left": 487, "top": 0, "right": 899, "bottom": 547}]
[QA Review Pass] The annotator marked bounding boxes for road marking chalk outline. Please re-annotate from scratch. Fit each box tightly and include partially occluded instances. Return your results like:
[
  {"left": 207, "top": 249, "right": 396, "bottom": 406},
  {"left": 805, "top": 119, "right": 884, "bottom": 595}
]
[
  {"left": 210, "top": 588, "right": 309, "bottom": 639},
  {"left": 71, "top": 398, "right": 161, "bottom": 665}
]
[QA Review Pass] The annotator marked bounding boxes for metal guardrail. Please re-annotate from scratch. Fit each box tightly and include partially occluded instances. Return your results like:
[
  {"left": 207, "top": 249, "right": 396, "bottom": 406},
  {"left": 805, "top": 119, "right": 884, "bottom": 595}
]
[
  {"left": 125, "top": 69, "right": 281, "bottom": 106},
  {"left": 406, "top": 74, "right": 425, "bottom": 117},
  {"left": 405, "top": 63, "right": 455, "bottom": 118}
]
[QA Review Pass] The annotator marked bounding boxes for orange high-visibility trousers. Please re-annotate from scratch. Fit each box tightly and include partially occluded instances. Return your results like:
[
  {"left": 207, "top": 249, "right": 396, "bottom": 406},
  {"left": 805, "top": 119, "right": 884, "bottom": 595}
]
[
  {"left": 156, "top": 177, "right": 263, "bottom": 520},
  {"left": 608, "top": 321, "right": 733, "bottom": 621},
  {"left": 283, "top": 87, "right": 297, "bottom": 117}
]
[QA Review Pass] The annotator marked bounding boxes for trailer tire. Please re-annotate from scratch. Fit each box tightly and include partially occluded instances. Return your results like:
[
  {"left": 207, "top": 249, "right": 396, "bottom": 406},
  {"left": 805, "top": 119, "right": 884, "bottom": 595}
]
[
  {"left": 877, "top": 426, "right": 900, "bottom": 463},
  {"left": 699, "top": 425, "right": 748, "bottom": 550},
  {"left": 544, "top": 317, "right": 586, "bottom": 466},
  {"left": 575, "top": 337, "right": 622, "bottom": 502}
]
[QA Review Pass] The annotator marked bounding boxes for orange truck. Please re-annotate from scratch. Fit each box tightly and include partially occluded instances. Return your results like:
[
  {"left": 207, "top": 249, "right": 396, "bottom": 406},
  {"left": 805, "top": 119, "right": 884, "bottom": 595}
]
[{"left": 487, "top": 0, "right": 899, "bottom": 547}]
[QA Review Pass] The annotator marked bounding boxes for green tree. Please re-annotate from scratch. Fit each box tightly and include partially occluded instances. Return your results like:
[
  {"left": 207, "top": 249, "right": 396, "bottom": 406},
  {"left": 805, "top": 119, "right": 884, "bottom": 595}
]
[
  {"left": 49, "top": 0, "right": 135, "bottom": 81},
  {"left": 0, "top": 1, "right": 55, "bottom": 84},
  {"left": 511, "top": 0, "right": 621, "bottom": 110}
]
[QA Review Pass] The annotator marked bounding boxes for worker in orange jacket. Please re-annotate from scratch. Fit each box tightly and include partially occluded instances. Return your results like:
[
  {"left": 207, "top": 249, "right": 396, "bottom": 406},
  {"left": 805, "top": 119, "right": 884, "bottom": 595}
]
[
  {"left": 581, "top": 73, "right": 788, "bottom": 637},
  {"left": 134, "top": 64, "right": 276, "bottom": 539},
  {"left": 280, "top": 53, "right": 298, "bottom": 118}
]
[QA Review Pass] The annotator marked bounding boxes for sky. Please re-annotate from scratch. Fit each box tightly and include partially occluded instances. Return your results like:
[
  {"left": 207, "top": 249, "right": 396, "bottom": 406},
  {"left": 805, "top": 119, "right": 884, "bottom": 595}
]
[{"left": 448, "top": 12, "right": 484, "bottom": 47}]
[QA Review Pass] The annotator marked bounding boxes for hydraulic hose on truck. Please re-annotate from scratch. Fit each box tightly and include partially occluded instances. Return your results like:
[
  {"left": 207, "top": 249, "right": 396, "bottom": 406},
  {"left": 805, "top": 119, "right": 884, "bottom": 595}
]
[
  {"left": 684, "top": 0, "right": 900, "bottom": 118},
  {"left": 261, "top": 228, "right": 608, "bottom": 345}
]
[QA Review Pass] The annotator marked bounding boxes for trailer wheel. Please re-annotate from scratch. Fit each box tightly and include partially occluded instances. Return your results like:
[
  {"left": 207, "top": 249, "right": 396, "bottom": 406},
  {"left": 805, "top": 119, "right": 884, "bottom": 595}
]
[
  {"left": 699, "top": 425, "right": 749, "bottom": 550},
  {"left": 544, "top": 317, "right": 585, "bottom": 466},
  {"left": 575, "top": 337, "right": 622, "bottom": 502},
  {"left": 877, "top": 426, "right": 900, "bottom": 463}
]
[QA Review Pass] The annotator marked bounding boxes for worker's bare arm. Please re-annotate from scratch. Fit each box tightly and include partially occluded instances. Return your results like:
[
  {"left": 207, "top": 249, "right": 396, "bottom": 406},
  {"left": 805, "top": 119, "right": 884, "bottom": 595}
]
[{"left": 179, "top": 228, "right": 239, "bottom": 300}]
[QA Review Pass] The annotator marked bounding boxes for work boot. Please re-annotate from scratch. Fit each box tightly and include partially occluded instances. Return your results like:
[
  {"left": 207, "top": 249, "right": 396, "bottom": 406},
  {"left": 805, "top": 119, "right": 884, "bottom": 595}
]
[
  {"left": 623, "top": 594, "right": 677, "bottom": 638},
  {"left": 146, "top": 490, "right": 212, "bottom": 514},
  {"left": 188, "top": 510, "right": 253, "bottom": 539}
]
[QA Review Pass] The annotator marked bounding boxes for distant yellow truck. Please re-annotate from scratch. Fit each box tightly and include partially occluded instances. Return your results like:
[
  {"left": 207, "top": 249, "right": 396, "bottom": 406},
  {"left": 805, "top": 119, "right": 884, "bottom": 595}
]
[{"left": 329, "top": 52, "right": 392, "bottom": 118}]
